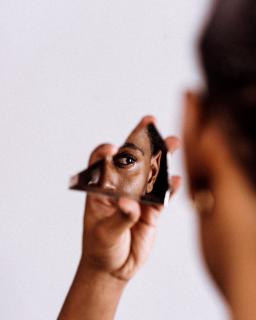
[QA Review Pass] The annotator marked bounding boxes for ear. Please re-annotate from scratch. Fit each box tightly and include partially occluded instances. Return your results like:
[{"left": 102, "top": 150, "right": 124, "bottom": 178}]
[
  {"left": 146, "top": 150, "right": 162, "bottom": 193},
  {"left": 183, "top": 91, "right": 201, "bottom": 141},
  {"left": 183, "top": 91, "right": 207, "bottom": 197},
  {"left": 183, "top": 90, "right": 227, "bottom": 197}
]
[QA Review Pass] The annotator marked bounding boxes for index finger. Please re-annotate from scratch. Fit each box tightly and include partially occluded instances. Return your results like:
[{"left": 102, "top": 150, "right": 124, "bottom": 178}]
[{"left": 165, "top": 136, "right": 181, "bottom": 154}]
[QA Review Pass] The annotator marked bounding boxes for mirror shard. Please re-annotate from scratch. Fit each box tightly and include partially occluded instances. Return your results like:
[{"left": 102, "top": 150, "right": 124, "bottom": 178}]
[{"left": 69, "top": 122, "right": 170, "bottom": 205}]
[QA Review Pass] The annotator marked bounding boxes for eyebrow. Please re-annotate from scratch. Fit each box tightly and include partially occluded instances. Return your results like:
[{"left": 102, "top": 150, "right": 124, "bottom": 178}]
[{"left": 119, "top": 142, "right": 145, "bottom": 156}]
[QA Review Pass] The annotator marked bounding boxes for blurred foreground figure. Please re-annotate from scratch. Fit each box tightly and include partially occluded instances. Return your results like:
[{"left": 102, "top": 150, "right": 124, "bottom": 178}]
[{"left": 59, "top": 1, "right": 256, "bottom": 319}]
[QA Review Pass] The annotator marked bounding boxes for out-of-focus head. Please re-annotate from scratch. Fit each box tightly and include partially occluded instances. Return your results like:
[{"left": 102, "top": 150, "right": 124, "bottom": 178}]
[
  {"left": 201, "top": 0, "right": 256, "bottom": 94},
  {"left": 199, "top": 0, "right": 256, "bottom": 187},
  {"left": 186, "top": 0, "right": 256, "bottom": 191},
  {"left": 183, "top": 0, "right": 256, "bottom": 297}
]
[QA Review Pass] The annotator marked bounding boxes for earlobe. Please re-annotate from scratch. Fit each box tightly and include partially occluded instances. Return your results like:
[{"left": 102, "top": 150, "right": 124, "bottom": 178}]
[
  {"left": 183, "top": 90, "right": 226, "bottom": 197},
  {"left": 146, "top": 151, "right": 162, "bottom": 193}
]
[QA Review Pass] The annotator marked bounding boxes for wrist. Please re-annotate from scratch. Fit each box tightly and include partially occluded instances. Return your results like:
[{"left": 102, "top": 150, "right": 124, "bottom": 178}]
[
  {"left": 78, "top": 256, "right": 128, "bottom": 290},
  {"left": 58, "top": 258, "right": 127, "bottom": 320}
]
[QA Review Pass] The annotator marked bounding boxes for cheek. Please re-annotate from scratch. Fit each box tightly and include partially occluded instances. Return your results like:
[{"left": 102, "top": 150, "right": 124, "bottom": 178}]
[{"left": 116, "top": 163, "right": 150, "bottom": 195}]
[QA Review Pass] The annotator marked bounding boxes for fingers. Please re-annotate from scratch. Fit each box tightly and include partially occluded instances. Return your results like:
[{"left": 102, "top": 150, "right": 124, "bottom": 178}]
[
  {"left": 87, "top": 122, "right": 180, "bottom": 168},
  {"left": 165, "top": 136, "right": 181, "bottom": 154},
  {"left": 140, "top": 175, "right": 181, "bottom": 224},
  {"left": 88, "top": 143, "right": 118, "bottom": 166},
  {"left": 127, "top": 115, "right": 157, "bottom": 138},
  {"left": 96, "top": 197, "right": 141, "bottom": 242},
  {"left": 137, "top": 115, "right": 157, "bottom": 127},
  {"left": 140, "top": 204, "right": 162, "bottom": 227},
  {"left": 169, "top": 175, "right": 181, "bottom": 196},
  {"left": 165, "top": 137, "right": 181, "bottom": 199},
  {"left": 88, "top": 116, "right": 157, "bottom": 166}
]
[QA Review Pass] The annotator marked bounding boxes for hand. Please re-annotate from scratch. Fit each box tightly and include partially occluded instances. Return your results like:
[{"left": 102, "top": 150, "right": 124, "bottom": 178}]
[
  {"left": 80, "top": 116, "right": 181, "bottom": 282},
  {"left": 58, "top": 116, "right": 181, "bottom": 320}
]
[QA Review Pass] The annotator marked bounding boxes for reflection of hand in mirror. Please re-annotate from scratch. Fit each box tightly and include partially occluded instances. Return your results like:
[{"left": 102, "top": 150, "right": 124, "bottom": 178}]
[
  {"left": 70, "top": 116, "right": 173, "bottom": 205},
  {"left": 58, "top": 116, "right": 180, "bottom": 319}
]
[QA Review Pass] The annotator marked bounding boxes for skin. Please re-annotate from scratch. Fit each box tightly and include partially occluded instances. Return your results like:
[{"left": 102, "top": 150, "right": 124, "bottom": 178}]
[
  {"left": 59, "top": 103, "right": 256, "bottom": 320},
  {"left": 58, "top": 116, "right": 181, "bottom": 320},
  {"left": 183, "top": 92, "right": 256, "bottom": 320},
  {"left": 96, "top": 125, "right": 162, "bottom": 198}
]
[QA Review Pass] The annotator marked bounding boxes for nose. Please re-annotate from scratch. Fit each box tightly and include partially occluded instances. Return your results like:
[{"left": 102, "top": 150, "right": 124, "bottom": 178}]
[{"left": 97, "top": 159, "right": 117, "bottom": 191}]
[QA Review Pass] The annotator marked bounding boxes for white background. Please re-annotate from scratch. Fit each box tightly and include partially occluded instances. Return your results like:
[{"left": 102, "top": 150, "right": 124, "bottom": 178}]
[{"left": 0, "top": 0, "right": 229, "bottom": 319}]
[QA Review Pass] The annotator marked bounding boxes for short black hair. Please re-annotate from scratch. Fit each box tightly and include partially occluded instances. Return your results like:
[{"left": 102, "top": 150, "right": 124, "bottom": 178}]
[
  {"left": 146, "top": 124, "right": 169, "bottom": 198},
  {"left": 199, "top": 0, "right": 256, "bottom": 188}
]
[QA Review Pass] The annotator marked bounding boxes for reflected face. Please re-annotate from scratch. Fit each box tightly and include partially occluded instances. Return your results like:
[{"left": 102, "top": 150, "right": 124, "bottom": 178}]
[
  {"left": 69, "top": 121, "right": 168, "bottom": 204},
  {"left": 97, "top": 127, "right": 158, "bottom": 198}
]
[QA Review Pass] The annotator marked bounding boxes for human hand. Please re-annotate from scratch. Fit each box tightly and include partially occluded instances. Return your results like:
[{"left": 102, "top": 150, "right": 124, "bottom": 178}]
[
  {"left": 80, "top": 116, "right": 181, "bottom": 282},
  {"left": 58, "top": 116, "right": 180, "bottom": 320}
]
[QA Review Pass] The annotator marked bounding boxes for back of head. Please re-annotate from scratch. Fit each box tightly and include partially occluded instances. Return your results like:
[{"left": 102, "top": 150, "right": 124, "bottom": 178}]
[
  {"left": 200, "top": 0, "right": 256, "bottom": 93},
  {"left": 199, "top": 0, "right": 256, "bottom": 188}
]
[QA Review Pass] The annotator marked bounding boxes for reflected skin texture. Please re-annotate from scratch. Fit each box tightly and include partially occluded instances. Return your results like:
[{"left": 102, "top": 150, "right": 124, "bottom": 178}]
[{"left": 96, "top": 126, "right": 162, "bottom": 199}]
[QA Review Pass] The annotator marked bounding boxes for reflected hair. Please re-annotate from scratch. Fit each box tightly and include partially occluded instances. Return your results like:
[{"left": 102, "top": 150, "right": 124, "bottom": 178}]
[{"left": 146, "top": 124, "right": 169, "bottom": 197}]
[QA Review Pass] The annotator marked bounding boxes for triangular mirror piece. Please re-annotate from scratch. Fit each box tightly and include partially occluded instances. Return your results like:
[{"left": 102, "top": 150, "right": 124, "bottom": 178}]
[{"left": 69, "top": 122, "right": 170, "bottom": 205}]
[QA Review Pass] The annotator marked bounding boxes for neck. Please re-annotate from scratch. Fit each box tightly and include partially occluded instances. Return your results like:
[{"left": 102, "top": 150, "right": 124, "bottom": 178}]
[{"left": 212, "top": 158, "right": 256, "bottom": 320}]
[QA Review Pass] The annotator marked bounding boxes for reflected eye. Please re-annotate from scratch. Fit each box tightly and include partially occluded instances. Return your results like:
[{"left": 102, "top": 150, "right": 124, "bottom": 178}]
[{"left": 113, "top": 153, "right": 137, "bottom": 168}]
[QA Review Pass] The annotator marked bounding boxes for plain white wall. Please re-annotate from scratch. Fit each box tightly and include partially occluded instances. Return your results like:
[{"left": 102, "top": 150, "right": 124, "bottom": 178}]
[{"left": 1, "top": 0, "right": 229, "bottom": 319}]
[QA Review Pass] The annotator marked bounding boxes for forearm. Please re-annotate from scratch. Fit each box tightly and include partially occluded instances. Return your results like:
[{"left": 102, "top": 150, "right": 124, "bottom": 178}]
[{"left": 58, "top": 260, "right": 126, "bottom": 320}]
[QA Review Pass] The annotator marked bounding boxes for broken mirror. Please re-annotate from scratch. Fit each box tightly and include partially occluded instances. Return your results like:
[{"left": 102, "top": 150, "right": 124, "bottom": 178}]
[{"left": 69, "top": 121, "right": 171, "bottom": 205}]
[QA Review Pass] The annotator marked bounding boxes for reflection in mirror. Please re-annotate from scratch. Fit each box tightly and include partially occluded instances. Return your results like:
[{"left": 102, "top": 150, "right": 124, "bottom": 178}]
[{"left": 69, "top": 123, "right": 171, "bottom": 205}]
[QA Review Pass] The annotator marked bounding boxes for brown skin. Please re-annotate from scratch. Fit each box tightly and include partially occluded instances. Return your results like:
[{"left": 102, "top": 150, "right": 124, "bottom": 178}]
[
  {"left": 97, "top": 126, "right": 162, "bottom": 198},
  {"left": 183, "top": 92, "right": 256, "bottom": 320},
  {"left": 59, "top": 104, "right": 256, "bottom": 320},
  {"left": 58, "top": 116, "right": 180, "bottom": 320}
]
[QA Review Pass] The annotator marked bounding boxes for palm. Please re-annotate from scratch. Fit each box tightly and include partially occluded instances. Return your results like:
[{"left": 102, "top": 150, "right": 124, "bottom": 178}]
[
  {"left": 130, "top": 206, "right": 159, "bottom": 265},
  {"left": 115, "top": 207, "right": 159, "bottom": 279},
  {"left": 83, "top": 194, "right": 161, "bottom": 280},
  {"left": 82, "top": 116, "right": 180, "bottom": 280}
]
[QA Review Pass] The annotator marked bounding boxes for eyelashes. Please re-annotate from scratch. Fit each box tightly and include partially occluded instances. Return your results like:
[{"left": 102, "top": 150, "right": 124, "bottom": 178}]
[{"left": 113, "top": 152, "right": 137, "bottom": 169}]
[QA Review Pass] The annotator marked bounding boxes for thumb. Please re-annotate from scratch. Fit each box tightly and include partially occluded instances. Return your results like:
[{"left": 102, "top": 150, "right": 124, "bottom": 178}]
[{"left": 98, "top": 197, "right": 141, "bottom": 243}]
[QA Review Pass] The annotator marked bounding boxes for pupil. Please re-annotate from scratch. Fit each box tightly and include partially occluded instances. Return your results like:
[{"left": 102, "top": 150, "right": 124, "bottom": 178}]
[{"left": 126, "top": 157, "right": 133, "bottom": 164}]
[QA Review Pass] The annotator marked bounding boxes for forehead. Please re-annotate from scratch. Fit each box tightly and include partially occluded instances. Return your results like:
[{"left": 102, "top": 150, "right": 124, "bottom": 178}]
[{"left": 125, "top": 127, "right": 151, "bottom": 155}]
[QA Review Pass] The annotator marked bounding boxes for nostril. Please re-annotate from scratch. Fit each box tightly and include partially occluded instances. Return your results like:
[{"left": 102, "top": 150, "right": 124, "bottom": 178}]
[{"left": 97, "top": 161, "right": 117, "bottom": 190}]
